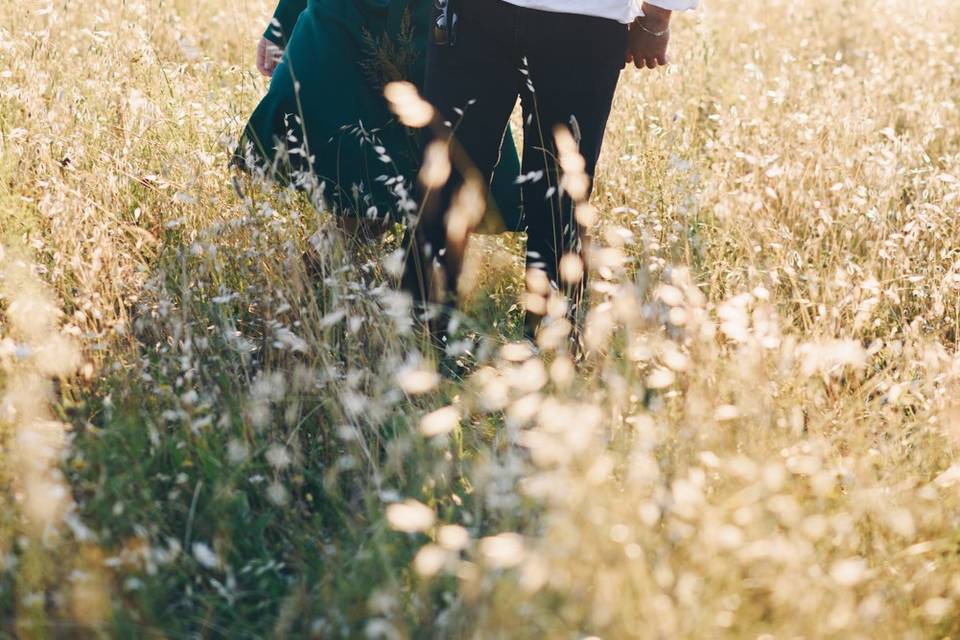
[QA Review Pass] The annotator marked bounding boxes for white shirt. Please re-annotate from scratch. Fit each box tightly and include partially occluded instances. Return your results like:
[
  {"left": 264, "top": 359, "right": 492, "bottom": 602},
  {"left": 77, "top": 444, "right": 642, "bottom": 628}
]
[{"left": 500, "top": 0, "right": 698, "bottom": 24}]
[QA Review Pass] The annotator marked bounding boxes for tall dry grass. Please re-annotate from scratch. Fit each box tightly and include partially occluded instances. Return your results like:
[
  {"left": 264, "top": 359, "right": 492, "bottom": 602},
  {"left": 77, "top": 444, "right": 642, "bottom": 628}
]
[{"left": 2, "top": 0, "right": 960, "bottom": 637}]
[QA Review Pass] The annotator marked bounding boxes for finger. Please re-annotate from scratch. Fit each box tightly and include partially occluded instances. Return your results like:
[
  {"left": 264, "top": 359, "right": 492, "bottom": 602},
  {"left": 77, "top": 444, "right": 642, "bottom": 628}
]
[
  {"left": 645, "top": 58, "right": 658, "bottom": 70},
  {"left": 257, "top": 41, "right": 267, "bottom": 76}
]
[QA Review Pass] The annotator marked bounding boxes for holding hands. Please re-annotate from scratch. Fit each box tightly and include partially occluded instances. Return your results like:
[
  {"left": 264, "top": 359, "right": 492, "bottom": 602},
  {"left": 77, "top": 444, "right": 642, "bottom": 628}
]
[{"left": 626, "top": 3, "right": 672, "bottom": 69}]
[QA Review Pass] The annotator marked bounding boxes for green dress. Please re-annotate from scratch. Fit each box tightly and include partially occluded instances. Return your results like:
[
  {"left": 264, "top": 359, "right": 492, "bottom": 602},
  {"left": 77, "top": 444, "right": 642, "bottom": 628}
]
[{"left": 238, "top": 0, "right": 523, "bottom": 232}]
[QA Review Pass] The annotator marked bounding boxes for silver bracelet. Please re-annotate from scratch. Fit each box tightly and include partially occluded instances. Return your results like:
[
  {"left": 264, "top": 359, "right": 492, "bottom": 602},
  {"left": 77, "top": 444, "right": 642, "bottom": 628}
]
[{"left": 634, "top": 20, "right": 671, "bottom": 37}]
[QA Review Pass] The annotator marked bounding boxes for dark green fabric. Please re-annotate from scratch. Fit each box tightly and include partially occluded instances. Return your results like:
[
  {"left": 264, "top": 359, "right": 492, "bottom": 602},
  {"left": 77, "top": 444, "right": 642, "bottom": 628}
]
[
  {"left": 242, "top": 0, "right": 523, "bottom": 232},
  {"left": 263, "top": 0, "right": 308, "bottom": 46}
]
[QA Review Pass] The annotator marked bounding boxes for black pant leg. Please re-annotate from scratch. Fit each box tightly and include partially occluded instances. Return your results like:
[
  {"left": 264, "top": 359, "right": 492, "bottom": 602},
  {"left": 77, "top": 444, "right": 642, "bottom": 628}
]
[
  {"left": 517, "top": 10, "right": 627, "bottom": 319},
  {"left": 402, "top": 0, "right": 522, "bottom": 308}
]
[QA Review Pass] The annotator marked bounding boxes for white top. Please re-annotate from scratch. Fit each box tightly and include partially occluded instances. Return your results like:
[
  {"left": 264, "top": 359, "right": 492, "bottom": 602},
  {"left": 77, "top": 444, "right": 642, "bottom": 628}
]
[{"left": 500, "top": 0, "right": 698, "bottom": 24}]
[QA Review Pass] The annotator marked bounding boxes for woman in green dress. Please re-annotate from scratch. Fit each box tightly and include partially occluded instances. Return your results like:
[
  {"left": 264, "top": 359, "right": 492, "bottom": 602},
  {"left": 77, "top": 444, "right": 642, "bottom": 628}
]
[{"left": 237, "top": 0, "right": 523, "bottom": 232}]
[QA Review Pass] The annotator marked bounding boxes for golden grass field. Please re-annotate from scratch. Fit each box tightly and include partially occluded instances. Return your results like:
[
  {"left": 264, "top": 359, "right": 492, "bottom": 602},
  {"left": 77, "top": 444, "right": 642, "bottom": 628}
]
[{"left": 2, "top": 0, "right": 960, "bottom": 636}]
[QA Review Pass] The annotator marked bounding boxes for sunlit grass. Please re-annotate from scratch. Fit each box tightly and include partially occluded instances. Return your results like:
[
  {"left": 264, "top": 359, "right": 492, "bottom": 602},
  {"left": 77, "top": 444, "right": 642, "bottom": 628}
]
[{"left": 2, "top": 0, "right": 960, "bottom": 636}]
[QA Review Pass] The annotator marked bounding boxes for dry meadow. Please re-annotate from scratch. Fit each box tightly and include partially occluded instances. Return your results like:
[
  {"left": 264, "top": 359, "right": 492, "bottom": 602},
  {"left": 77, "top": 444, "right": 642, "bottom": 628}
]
[{"left": 2, "top": 0, "right": 960, "bottom": 637}]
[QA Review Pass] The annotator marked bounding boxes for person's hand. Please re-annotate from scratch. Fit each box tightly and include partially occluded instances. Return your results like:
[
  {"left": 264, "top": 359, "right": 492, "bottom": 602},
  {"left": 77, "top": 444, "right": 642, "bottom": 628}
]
[
  {"left": 626, "top": 4, "right": 672, "bottom": 70},
  {"left": 256, "top": 37, "right": 284, "bottom": 78}
]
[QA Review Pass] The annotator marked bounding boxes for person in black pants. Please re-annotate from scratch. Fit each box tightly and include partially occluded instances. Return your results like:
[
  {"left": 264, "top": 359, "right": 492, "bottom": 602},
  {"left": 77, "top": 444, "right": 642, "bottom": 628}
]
[{"left": 402, "top": 0, "right": 690, "bottom": 348}]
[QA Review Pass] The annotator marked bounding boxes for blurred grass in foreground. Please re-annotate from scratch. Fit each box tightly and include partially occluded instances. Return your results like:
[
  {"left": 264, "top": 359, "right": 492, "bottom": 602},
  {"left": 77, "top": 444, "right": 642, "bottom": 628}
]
[{"left": 3, "top": 0, "right": 960, "bottom": 636}]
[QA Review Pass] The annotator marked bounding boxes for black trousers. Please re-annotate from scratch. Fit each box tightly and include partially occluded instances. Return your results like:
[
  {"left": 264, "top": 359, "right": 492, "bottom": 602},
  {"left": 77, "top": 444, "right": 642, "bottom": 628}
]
[{"left": 403, "top": 0, "right": 627, "bottom": 329}]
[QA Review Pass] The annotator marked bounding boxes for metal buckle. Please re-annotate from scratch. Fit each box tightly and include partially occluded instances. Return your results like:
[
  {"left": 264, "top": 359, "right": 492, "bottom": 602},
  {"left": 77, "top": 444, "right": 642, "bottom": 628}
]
[{"left": 433, "top": 0, "right": 458, "bottom": 47}]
